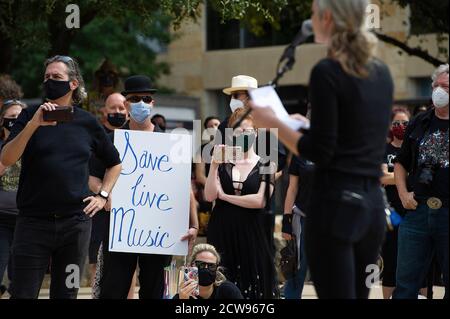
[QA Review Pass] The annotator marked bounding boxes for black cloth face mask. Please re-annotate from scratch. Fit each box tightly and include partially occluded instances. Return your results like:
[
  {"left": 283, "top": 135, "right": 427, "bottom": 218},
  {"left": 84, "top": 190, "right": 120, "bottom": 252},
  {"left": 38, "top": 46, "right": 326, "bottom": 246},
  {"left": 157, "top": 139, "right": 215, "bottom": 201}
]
[
  {"left": 44, "top": 79, "right": 71, "bottom": 101},
  {"left": 107, "top": 113, "right": 127, "bottom": 128},
  {"left": 198, "top": 268, "right": 217, "bottom": 287},
  {"left": 2, "top": 118, "right": 16, "bottom": 131}
]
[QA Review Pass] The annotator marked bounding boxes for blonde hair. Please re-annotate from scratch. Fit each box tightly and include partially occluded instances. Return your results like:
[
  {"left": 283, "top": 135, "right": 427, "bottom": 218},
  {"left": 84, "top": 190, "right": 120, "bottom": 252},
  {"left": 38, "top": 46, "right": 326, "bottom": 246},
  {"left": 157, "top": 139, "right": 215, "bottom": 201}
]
[
  {"left": 189, "top": 244, "right": 226, "bottom": 287},
  {"left": 316, "top": 0, "right": 377, "bottom": 78}
]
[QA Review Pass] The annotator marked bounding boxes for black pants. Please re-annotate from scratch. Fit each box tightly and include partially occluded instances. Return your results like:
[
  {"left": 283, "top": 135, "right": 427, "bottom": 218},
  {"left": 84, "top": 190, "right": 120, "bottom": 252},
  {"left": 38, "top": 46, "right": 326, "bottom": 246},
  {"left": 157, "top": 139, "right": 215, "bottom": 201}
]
[
  {"left": 89, "top": 210, "right": 109, "bottom": 264},
  {"left": 99, "top": 216, "right": 172, "bottom": 299},
  {"left": 305, "top": 170, "right": 386, "bottom": 299},
  {"left": 10, "top": 213, "right": 91, "bottom": 299}
]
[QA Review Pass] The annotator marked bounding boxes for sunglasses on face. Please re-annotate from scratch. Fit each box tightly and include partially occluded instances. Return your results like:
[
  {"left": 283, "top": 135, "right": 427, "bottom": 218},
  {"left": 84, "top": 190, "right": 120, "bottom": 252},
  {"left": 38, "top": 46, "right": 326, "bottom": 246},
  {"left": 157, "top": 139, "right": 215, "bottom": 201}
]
[
  {"left": 231, "top": 93, "right": 248, "bottom": 100},
  {"left": 126, "top": 96, "right": 153, "bottom": 104},
  {"left": 3, "top": 99, "right": 25, "bottom": 108},
  {"left": 392, "top": 121, "right": 409, "bottom": 127},
  {"left": 193, "top": 260, "right": 218, "bottom": 271}
]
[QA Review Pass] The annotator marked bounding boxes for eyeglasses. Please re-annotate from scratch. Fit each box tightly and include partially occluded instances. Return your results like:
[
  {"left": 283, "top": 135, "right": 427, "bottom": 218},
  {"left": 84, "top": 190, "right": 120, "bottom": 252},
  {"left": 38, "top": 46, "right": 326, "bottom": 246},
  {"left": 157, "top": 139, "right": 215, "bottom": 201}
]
[
  {"left": 55, "top": 55, "right": 73, "bottom": 63},
  {"left": 193, "top": 260, "right": 218, "bottom": 272},
  {"left": 231, "top": 93, "right": 248, "bottom": 99},
  {"left": 126, "top": 96, "right": 153, "bottom": 104},
  {"left": 2, "top": 99, "right": 26, "bottom": 108},
  {"left": 392, "top": 121, "right": 409, "bottom": 127}
]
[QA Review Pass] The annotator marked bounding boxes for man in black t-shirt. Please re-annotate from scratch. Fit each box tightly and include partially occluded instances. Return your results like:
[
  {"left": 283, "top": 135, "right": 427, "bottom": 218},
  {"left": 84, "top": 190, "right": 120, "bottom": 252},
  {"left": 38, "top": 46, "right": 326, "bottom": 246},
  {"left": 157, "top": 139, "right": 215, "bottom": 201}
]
[
  {"left": 0, "top": 56, "right": 122, "bottom": 299},
  {"left": 393, "top": 64, "right": 449, "bottom": 299}
]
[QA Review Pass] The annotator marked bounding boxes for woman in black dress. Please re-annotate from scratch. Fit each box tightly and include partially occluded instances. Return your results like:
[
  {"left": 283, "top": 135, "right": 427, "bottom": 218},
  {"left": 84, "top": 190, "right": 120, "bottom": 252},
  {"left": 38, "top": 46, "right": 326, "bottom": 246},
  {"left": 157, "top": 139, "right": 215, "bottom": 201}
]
[{"left": 205, "top": 108, "right": 276, "bottom": 299}]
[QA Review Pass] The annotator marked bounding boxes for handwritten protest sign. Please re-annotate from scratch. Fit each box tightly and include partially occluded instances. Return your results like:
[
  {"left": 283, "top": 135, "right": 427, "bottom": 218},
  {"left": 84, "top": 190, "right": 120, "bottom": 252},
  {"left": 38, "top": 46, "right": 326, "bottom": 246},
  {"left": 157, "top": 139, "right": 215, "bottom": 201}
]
[{"left": 109, "top": 129, "right": 192, "bottom": 256}]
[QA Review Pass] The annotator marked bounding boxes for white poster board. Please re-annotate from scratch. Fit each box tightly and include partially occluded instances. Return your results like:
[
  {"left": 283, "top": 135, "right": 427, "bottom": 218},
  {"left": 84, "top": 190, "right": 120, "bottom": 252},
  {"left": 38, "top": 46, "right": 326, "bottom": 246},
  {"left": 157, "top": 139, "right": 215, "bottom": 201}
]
[{"left": 109, "top": 129, "right": 192, "bottom": 256}]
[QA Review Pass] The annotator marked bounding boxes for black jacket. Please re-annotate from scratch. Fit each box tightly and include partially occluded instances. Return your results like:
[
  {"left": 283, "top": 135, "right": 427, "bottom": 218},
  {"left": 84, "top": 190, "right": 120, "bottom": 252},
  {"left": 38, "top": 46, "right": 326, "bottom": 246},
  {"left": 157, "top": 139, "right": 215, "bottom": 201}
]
[{"left": 395, "top": 108, "right": 435, "bottom": 191}]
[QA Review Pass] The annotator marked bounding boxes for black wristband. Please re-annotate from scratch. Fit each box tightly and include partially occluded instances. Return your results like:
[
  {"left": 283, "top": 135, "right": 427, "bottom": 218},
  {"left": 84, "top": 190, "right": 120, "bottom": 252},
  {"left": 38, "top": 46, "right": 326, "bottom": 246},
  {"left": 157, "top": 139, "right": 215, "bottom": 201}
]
[{"left": 282, "top": 214, "right": 293, "bottom": 235}]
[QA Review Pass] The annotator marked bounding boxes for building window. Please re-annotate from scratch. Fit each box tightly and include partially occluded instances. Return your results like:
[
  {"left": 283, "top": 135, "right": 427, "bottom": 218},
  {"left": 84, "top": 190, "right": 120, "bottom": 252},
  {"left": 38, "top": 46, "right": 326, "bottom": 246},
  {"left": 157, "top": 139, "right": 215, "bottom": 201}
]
[
  {"left": 412, "top": 77, "right": 433, "bottom": 98},
  {"left": 206, "top": 2, "right": 304, "bottom": 51}
]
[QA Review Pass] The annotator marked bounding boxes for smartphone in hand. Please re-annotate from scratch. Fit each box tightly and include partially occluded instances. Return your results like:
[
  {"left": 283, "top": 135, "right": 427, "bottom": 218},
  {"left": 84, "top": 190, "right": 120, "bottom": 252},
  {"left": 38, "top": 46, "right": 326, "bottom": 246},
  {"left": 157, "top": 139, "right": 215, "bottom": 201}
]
[
  {"left": 183, "top": 266, "right": 199, "bottom": 297},
  {"left": 213, "top": 145, "right": 243, "bottom": 163},
  {"left": 43, "top": 106, "right": 74, "bottom": 122}
]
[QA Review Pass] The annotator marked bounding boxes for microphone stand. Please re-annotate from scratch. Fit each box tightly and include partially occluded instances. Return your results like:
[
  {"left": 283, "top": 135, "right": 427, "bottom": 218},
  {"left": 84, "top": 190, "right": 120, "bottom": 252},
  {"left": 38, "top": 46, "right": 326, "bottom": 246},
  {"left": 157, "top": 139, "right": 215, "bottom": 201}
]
[
  {"left": 230, "top": 42, "right": 299, "bottom": 214},
  {"left": 230, "top": 21, "right": 312, "bottom": 215},
  {"left": 231, "top": 51, "right": 295, "bottom": 130},
  {"left": 232, "top": 19, "right": 312, "bottom": 130}
]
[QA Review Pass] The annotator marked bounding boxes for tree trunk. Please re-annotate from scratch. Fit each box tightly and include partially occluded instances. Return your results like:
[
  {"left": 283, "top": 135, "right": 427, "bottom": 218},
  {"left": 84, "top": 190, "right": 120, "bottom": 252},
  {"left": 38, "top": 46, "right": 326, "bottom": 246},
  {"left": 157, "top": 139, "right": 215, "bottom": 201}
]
[
  {"left": 0, "top": 32, "right": 13, "bottom": 74},
  {"left": 46, "top": 6, "right": 99, "bottom": 58},
  {"left": 374, "top": 31, "right": 447, "bottom": 67}
]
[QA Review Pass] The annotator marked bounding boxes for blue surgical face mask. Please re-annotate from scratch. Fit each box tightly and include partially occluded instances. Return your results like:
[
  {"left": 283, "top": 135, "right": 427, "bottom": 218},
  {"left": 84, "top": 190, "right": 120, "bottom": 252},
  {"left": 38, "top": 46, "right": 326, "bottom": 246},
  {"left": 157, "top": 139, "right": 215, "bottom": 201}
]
[{"left": 130, "top": 101, "right": 152, "bottom": 123}]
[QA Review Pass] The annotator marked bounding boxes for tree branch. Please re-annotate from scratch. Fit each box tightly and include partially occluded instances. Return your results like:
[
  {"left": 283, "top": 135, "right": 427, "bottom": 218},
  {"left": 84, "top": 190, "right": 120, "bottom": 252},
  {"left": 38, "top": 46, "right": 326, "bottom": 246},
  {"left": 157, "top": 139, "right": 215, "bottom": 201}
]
[{"left": 374, "top": 31, "right": 447, "bottom": 67}]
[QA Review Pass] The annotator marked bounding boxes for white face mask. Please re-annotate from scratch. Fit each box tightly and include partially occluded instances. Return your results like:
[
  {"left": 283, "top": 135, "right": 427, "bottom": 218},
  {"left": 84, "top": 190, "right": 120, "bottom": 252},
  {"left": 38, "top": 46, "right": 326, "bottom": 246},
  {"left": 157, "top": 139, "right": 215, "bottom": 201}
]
[
  {"left": 432, "top": 87, "right": 449, "bottom": 109},
  {"left": 230, "top": 98, "right": 245, "bottom": 112}
]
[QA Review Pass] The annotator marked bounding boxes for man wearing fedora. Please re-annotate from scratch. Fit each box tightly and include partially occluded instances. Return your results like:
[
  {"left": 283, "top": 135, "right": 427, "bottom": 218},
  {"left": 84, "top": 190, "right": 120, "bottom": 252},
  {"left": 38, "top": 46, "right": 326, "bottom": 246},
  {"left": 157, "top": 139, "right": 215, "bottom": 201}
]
[{"left": 90, "top": 75, "right": 199, "bottom": 299}]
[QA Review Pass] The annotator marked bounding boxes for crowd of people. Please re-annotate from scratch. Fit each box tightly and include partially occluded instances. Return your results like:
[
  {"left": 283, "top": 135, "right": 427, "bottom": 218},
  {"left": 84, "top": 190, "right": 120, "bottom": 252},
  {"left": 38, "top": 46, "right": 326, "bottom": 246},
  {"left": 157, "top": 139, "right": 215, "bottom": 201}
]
[{"left": 0, "top": 0, "right": 448, "bottom": 300}]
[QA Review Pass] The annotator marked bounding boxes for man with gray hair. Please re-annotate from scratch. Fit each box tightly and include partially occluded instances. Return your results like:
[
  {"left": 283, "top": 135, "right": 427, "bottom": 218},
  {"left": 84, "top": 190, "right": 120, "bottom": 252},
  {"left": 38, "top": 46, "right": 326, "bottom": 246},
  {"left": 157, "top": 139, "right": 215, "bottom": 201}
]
[
  {"left": 0, "top": 55, "right": 123, "bottom": 299},
  {"left": 393, "top": 64, "right": 449, "bottom": 299}
]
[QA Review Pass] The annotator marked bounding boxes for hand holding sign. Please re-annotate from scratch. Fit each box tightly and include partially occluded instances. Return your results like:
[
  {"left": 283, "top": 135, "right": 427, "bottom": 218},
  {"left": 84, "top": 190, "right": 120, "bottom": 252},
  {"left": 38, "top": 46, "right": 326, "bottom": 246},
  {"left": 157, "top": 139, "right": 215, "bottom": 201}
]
[{"left": 110, "top": 130, "right": 192, "bottom": 256}]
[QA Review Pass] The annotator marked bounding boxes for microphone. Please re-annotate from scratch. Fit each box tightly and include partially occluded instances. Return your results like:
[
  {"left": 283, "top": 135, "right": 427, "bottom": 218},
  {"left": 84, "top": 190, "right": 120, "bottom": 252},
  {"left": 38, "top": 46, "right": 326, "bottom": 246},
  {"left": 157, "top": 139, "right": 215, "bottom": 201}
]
[
  {"left": 277, "top": 19, "right": 314, "bottom": 73},
  {"left": 232, "top": 20, "right": 314, "bottom": 130}
]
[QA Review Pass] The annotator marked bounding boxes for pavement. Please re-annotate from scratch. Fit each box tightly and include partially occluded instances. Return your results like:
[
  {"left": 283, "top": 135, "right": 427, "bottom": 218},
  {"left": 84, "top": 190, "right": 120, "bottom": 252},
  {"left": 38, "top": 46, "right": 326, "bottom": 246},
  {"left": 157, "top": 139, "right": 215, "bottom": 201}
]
[{"left": 26, "top": 283, "right": 444, "bottom": 299}]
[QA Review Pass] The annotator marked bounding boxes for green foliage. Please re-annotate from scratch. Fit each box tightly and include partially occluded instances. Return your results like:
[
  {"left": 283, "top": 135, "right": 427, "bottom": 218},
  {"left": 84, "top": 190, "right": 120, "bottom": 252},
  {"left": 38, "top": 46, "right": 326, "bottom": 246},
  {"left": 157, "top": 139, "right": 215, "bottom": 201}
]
[
  {"left": 394, "top": 0, "right": 449, "bottom": 34},
  {"left": 1, "top": 0, "right": 175, "bottom": 97},
  {"left": 70, "top": 13, "right": 172, "bottom": 89},
  {"left": 1, "top": 0, "right": 448, "bottom": 97}
]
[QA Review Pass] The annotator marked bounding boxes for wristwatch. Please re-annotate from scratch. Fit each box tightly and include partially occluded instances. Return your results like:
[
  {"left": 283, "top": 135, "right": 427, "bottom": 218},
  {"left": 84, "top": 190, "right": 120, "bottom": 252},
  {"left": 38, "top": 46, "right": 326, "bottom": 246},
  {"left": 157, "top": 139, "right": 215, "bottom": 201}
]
[{"left": 97, "top": 190, "right": 109, "bottom": 200}]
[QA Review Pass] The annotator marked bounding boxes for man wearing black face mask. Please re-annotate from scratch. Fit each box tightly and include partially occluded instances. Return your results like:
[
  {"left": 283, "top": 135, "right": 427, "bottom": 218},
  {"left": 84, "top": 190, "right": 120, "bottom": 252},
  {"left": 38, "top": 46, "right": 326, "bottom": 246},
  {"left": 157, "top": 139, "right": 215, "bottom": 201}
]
[
  {"left": 0, "top": 55, "right": 122, "bottom": 299},
  {"left": 100, "top": 93, "right": 129, "bottom": 133}
]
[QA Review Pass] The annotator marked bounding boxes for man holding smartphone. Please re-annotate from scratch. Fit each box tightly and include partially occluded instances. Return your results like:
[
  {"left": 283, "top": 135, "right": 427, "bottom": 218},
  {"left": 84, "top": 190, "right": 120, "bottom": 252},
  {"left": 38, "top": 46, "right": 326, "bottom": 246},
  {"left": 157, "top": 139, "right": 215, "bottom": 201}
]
[{"left": 0, "top": 55, "right": 122, "bottom": 299}]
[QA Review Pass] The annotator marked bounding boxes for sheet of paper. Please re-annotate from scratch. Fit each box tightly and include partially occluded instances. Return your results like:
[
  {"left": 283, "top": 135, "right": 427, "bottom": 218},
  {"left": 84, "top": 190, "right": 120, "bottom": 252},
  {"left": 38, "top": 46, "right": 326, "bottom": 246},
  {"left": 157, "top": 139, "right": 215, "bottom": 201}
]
[{"left": 249, "top": 86, "right": 309, "bottom": 131}]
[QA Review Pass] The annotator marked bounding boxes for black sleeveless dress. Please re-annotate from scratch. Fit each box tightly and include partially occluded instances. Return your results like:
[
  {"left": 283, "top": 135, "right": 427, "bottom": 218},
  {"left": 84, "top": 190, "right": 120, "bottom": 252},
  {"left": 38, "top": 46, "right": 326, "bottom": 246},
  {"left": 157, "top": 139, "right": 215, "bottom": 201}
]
[{"left": 207, "top": 161, "right": 276, "bottom": 299}]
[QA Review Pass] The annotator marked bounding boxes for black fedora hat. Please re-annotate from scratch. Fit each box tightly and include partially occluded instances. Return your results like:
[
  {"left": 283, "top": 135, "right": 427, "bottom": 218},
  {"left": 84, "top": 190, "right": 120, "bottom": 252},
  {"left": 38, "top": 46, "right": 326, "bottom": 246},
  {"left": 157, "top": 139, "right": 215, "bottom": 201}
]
[{"left": 121, "top": 75, "right": 157, "bottom": 96}]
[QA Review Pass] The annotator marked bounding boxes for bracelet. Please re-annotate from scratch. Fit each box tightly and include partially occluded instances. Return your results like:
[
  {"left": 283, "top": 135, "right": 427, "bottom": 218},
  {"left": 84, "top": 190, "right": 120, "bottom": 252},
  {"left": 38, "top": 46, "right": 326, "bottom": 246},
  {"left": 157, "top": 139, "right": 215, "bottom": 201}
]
[{"left": 190, "top": 226, "right": 199, "bottom": 230}]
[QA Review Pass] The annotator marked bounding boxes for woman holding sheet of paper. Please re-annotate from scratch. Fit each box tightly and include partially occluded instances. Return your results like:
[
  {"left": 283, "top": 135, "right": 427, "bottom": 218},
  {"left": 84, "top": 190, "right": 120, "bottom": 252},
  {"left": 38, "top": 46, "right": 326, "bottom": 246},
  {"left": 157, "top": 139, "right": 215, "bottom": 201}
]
[
  {"left": 249, "top": 0, "right": 393, "bottom": 299},
  {"left": 205, "top": 108, "right": 276, "bottom": 299}
]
